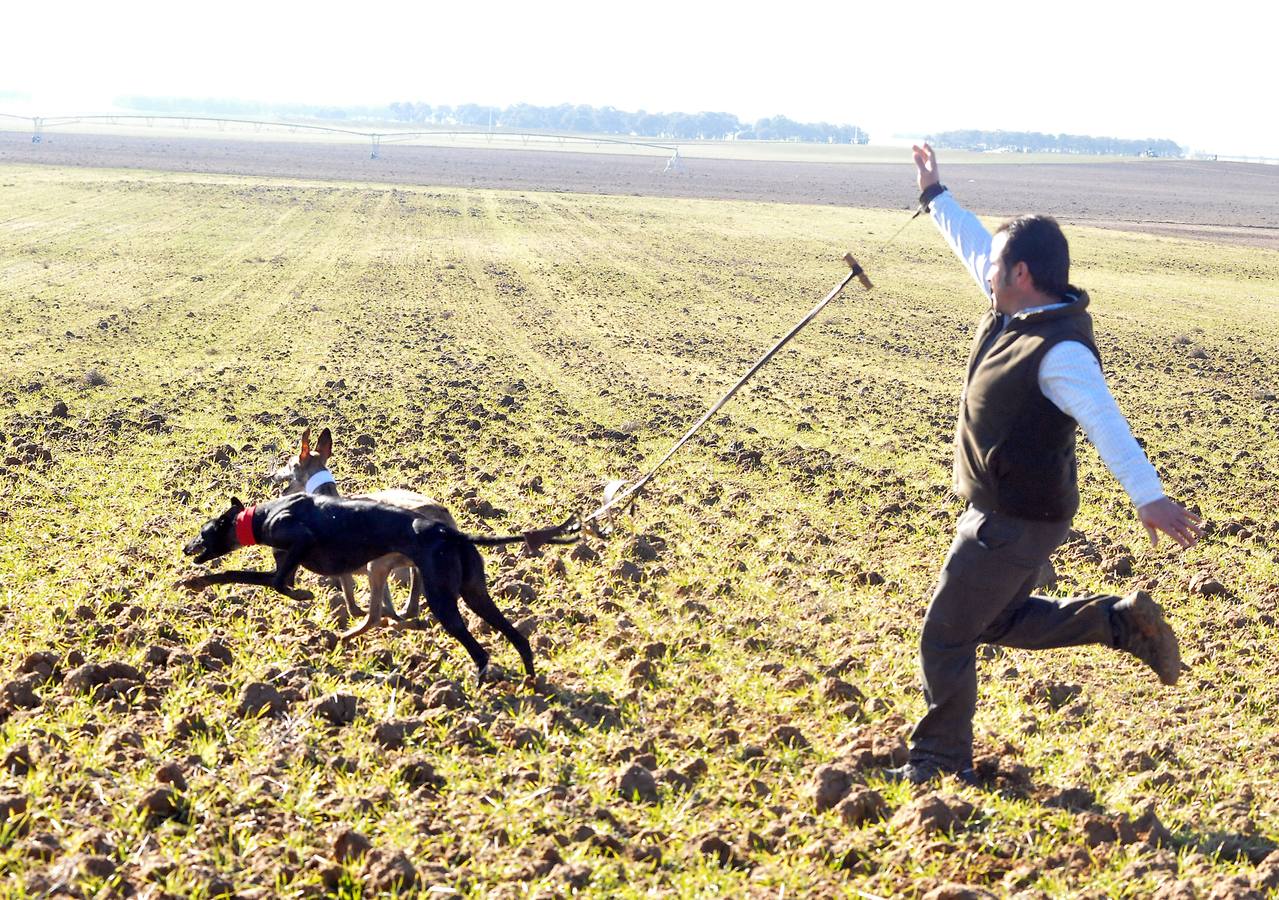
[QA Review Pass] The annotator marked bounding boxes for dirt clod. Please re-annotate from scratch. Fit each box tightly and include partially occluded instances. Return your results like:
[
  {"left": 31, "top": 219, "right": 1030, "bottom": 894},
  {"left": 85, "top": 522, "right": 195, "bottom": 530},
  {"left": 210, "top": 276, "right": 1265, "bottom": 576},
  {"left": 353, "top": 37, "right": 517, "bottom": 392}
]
[
  {"left": 891, "top": 792, "right": 975, "bottom": 835},
  {"left": 18, "top": 651, "right": 59, "bottom": 682},
  {"left": 399, "top": 759, "right": 446, "bottom": 792},
  {"left": 1044, "top": 785, "right": 1096, "bottom": 811},
  {"left": 1205, "top": 876, "right": 1262, "bottom": 899},
  {"left": 552, "top": 862, "right": 593, "bottom": 889},
  {"left": 496, "top": 581, "right": 537, "bottom": 604},
  {"left": 525, "top": 846, "right": 563, "bottom": 878},
  {"left": 363, "top": 848, "right": 418, "bottom": 892},
  {"left": 836, "top": 786, "right": 887, "bottom": 826},
  {"left": 617, "top": 762, "right": 659, "bottom": 803},
  {"left": 1253, "top": 850, "right": 1279, "bottom": 890},
  {"left": 156, "top": 762, "right": 188, "bottom": 791},
  {"left": 313, "top": 692, "right": 360, "bottom": 726},
  {"left": 63, "top": 663, "right": 108, "bottom": 694},
  {"left": 629, "top": 535, "right": 660, "bottom": 561},
  {"left": 922, "top": 885, "right": 998, "bottom": 900},
  {"left": 840, "top": 727, "right": 909, "bottom": 768},
  {"left": 3, "top": 744, "right": 32, "bottom": 776},
  {"left": 811, "top": 763, "right": 857, "bottom": 812},
  {"left": 1078, "top": 813, "right": 1118, "bottom": 846},
  {"left": 19, "top": 833, "right": 61, "bottom": 861},
  {"left": 627, "top": 659, "right": 658, "bottom": 684},
  {"left": 423, "top": 680, "right": 467, "bottom": 710},
  {"left": 334, "top": 829, "right": 372, "bottom": 863},
  {"left": 0, "top": 794, "right": 28, "bottom": 824},
  {"left": 195, "top": 637, "right": 234, "bottom": 670},
  {"left": 373, "top": 719, "right": 423, "bottom": 749},
  {"left": 1132, "top": 802, "right": 1173, "bottom": 847},
  {"left": 173, "top": 713, "right": 209, "bottom": 739},
  {"left": 821, "top": 677, "right": 864, "bottom": 703},
  {"left": 656, "top": 767, "right": 690, "bottom": 792},
  {"left": 771, "top": 724, "right": 809, "bottom": 748},
  {"left": 697, "top": 833, "right": 747, "bottom": 868},
  {"left": 237, "top": 682, "right": 286, "bottom": 718},
  {"left": 138, "top": 786, "right": 183, "bottom": 825},
  {"left": 3, "top": 675, "right": 42, "bottom": 709},
  {"left": 1190, "top": 573, "right": 1227, "bottom": 596},
  {"left": 612, "top": 560, "right": 644, "bottom": 583},
  {"left": 1027, "top": 679, "right": 1082, "bottom": 710},
  {"left": 1150, "top": 881, "right": 1197, "bottom": 900}
]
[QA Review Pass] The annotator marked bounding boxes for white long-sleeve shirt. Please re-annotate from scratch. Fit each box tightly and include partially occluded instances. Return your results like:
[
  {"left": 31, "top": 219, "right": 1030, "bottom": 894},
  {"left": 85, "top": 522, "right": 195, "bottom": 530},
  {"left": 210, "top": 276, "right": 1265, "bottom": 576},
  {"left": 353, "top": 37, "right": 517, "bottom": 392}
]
[{"left": 930, "top": 191, "right": 1164, "bottom": 509}]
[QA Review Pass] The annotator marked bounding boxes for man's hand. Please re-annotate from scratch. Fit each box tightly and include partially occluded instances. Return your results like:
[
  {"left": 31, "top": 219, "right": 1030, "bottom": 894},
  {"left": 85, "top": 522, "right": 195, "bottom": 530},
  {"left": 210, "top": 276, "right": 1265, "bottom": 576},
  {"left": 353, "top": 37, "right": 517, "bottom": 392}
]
[
  {"left": 1137, "top": 497, "right": 1203, "bottom": 549},
  {"left": 912, "top": 142, "right": 940, "bottom": 193}
]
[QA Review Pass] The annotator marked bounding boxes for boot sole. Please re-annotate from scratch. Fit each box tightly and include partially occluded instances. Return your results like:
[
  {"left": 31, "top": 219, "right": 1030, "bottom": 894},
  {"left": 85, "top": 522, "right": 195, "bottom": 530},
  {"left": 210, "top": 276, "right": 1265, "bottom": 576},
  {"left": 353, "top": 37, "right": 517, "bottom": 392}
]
[{"left": 1124, "top": 591, "right": 1181, "bottom": 686}]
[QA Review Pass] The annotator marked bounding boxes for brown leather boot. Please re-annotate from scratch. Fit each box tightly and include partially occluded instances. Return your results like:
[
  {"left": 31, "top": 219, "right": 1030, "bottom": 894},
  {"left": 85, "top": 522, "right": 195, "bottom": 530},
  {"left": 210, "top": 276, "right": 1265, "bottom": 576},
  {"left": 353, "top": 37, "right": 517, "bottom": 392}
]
[{"left": 1111, "top": 590, "right": 1181, "bottom": 685}]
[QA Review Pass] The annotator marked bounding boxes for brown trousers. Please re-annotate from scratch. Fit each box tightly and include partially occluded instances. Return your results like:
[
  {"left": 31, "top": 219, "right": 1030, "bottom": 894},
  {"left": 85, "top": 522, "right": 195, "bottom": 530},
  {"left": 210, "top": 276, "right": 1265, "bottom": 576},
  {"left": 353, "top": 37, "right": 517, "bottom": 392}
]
[{"left": 910, "top": 505, "right": 1119, "bottom": 771}]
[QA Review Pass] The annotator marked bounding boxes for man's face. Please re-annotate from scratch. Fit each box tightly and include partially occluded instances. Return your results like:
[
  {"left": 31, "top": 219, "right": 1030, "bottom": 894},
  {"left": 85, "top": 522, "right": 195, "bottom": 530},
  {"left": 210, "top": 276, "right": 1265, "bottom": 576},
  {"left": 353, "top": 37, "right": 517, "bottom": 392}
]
[{"left": 987, "top": 232, "right": 1016, "bottom": 313}]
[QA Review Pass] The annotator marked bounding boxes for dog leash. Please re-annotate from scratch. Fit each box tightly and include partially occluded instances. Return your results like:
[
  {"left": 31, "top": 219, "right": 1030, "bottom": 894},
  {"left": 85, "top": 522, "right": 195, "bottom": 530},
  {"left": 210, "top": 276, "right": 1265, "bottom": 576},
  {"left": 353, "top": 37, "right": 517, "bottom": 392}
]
[
  {"left": 579, "top": 204, "right": 930, "bottom": 534},
  {"left": 580, "top": 251, "right": 876, "bottom": 532}
]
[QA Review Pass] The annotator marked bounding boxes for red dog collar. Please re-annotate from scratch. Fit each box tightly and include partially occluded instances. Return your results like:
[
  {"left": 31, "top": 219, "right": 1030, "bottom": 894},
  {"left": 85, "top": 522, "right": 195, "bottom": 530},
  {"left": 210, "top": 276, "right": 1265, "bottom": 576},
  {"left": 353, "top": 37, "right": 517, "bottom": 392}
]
[{"left": 234, "top": 505, "right": 258, "bottom": 546}]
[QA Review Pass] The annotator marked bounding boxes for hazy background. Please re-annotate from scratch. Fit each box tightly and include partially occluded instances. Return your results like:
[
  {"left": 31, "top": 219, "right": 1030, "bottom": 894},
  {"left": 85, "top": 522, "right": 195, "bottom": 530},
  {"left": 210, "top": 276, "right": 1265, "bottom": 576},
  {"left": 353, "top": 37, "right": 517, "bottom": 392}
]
[{"left": 2, "top": 0, "right": 1274, "bottom": 157}]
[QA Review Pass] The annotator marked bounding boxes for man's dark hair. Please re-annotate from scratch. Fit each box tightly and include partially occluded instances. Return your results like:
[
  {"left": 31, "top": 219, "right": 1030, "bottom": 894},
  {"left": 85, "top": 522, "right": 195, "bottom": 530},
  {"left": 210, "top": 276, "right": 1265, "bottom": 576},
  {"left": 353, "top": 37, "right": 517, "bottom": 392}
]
[{"left": 995, "top": 215, "right": 1071, "bottom": 297}]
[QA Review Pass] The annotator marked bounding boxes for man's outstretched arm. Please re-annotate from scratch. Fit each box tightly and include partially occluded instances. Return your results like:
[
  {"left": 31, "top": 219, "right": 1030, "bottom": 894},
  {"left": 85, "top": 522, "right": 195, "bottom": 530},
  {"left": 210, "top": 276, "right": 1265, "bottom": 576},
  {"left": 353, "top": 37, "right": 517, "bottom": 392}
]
[
  {"left": 1040, "top": 342, "right": 1203, "bottom": 549},
  {"left": 912, "top": 143, "right": 995, "bottom": 300}
]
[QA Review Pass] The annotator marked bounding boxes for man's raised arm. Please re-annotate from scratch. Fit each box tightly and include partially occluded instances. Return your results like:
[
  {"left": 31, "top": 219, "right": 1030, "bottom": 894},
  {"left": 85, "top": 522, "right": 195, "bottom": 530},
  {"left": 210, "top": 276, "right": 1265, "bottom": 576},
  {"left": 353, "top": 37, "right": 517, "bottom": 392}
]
[{"left": 912, "top": 143, "right": 995, "bottom": 301}]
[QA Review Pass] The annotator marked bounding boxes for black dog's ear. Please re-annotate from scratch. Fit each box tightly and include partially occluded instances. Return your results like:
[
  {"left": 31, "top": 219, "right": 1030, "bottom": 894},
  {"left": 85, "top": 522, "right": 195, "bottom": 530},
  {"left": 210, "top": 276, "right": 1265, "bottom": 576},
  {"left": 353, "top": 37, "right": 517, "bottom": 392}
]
[
  {"left": 317, "top": 428, "right": 333, "bottom": 462},
  {"left": 230, "top": 497, "right": 244, "bottom": 510}
]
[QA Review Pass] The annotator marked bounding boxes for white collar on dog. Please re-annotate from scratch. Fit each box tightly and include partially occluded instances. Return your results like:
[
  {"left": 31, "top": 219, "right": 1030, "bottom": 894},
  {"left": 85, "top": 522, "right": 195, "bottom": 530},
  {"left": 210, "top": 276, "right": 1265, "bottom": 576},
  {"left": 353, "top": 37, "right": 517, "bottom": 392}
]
[{"left": 305, "top": 469, "right": 337, "bottom": 493}]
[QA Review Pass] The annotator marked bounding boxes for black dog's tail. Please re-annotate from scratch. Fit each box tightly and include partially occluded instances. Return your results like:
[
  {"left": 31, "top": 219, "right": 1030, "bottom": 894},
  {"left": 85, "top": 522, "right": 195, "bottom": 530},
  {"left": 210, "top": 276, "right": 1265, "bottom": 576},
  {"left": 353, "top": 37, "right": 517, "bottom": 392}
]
[{"left": 419, "top": 514, "right": 580, "bottom": 551}]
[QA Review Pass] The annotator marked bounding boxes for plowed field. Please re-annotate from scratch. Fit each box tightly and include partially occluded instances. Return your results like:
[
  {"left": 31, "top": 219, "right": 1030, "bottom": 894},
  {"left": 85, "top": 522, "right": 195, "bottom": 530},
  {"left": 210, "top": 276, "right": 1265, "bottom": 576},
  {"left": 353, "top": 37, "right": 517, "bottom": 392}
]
[{"left": 2, "top": 157, "right": 1278, "bottom": 897}]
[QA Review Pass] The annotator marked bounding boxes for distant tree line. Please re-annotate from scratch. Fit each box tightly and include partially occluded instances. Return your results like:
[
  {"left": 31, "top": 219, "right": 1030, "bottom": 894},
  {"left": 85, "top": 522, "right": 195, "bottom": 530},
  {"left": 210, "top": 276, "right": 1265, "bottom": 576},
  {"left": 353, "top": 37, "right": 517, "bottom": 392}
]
[
  {"left": 388, "top": 103, "right": 867, "bottom": 143},
  {"left": 927, "top": 129, "right": 1183, "bottom": 157},
  {"left": 115, "top": 95, "right": 868, "bottom": 144},
  {"left": 115, "top": 95, "right": 380, "bottom": 123}
]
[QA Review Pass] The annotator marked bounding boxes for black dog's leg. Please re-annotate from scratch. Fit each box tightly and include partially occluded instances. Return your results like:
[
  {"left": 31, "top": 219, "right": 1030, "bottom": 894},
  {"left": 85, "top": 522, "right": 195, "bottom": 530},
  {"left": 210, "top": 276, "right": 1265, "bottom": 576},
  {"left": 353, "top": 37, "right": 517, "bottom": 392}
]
[
  {"left": 424, "top": 588, "right": 490, "bottom": 677},
  {"left": 458, "top": 560, "right": 535, "bottom": 678},
  {"left": 183, "top": 526, "right": 317, "bottom": 602},
  {"left": 275, "top": 550, "right": 295, "bottom": 589},
  {"left": 261, "top": 528, "right": 318, "bottom": 601},
  {"left": 181, "top": 569, "right": 314, "bottom": 601}
]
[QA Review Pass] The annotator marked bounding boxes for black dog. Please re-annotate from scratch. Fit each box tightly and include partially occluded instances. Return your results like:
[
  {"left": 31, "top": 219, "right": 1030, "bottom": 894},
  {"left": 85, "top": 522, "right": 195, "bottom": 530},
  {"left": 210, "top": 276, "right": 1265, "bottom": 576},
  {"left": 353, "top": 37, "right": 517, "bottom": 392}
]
[{"left": 181, "top": 494, "right": 574, "bottom": 679}]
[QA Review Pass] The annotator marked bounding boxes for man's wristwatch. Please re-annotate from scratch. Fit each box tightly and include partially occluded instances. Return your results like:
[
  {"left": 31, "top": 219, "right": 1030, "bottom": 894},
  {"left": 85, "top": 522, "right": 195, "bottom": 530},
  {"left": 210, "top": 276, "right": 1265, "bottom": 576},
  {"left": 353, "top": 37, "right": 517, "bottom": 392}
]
[{"left": 919, "top": 183, "right": 948, "bottom": 211}]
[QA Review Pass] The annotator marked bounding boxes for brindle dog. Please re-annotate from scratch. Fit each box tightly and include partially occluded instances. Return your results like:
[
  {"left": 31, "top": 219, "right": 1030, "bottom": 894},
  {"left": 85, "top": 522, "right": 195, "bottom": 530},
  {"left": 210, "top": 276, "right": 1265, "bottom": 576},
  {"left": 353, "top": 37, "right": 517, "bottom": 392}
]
[{"left": 269, "top": 428, "right": 456, "bottom": 638}]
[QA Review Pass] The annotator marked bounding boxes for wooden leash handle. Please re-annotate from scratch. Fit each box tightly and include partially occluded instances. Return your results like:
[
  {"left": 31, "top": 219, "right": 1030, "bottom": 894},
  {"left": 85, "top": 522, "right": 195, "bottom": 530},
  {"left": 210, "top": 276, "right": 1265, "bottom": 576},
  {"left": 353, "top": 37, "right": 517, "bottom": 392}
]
[{"left": 844, "top": 252, "right": 873, "bottom": 290}]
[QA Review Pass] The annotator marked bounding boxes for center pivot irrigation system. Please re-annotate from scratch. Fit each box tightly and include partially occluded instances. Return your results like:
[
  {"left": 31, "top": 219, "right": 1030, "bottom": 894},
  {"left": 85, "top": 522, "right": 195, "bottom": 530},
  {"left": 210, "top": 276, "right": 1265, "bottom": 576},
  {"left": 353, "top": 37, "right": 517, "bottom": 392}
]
[{"left": 0, "top": 112, "right": 682, "bottom": 166}]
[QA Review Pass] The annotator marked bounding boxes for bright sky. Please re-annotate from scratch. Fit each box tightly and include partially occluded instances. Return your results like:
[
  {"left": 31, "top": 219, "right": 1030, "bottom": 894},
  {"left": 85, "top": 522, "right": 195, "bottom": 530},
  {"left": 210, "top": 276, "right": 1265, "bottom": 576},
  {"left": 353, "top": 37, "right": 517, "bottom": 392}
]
[{"left": 3, "top": 0, "right": 1275, "bottom": 157}]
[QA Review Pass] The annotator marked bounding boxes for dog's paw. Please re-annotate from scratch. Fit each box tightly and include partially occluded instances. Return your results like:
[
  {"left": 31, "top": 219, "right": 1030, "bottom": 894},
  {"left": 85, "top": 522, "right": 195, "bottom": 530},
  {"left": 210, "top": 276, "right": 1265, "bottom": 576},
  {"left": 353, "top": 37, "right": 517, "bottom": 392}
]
[
  {"left": 178, "top": 576, "right": 209, "bottom": 592},
  {"left": 290, "top": 589, "right": 315, "bottom": 602},
  {"left": 390, "top": 618, "right": 428, "bottom": 632}
]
